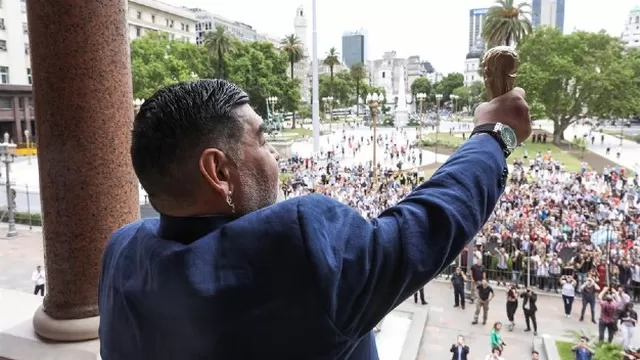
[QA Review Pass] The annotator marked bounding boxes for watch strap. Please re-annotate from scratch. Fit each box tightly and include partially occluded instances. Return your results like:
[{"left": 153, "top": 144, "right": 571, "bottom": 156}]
[{"left": 470, "top": 123, "right": 512, "bottom": 158}]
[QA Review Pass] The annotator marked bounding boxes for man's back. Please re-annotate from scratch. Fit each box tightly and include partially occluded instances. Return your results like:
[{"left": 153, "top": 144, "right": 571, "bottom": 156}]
[{"left": 98, "top": 202, "right": 378, "bottom": 360}]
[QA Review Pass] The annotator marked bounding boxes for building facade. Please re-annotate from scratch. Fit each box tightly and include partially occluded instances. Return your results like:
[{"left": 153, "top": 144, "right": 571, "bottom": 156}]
[
  {"left": 468, "top": 8, "right": 488, "bottom": 51},
  {"left": 192, "top": 8, "right": 278, "bottom": 46},
  {"left": 370, "top": 52, "right": 433, "bottom": 105},
  {"left": 342, "top": 31, "right": 366, "bottom": 68},
  {"left": 531, "top": 0, "right": 565, "bottom": 32},
  {"left": 0, "top": 0, "right": 31, "bottom": 87},
  {"left": 293, "top": 6, "right": 310, "bottom": 103},
  {"left": 622, "top": 7, "right": 640, "bottom": 49},
  {"left": 0, "top": 84, "right": 34, "bottom": 143},
  {"left": 128, "top": 0, "right": 197, "bottom": 43}
]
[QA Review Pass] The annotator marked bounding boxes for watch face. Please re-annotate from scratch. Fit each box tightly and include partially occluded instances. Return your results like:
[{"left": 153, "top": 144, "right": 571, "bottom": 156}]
[{"left": 501, "top": 126, "right": 518, "bottom": 150}]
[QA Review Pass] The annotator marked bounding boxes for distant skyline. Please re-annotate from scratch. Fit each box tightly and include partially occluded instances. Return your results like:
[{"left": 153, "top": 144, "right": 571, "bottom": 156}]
[{"left": 169, "top": 0, "right": 640, "bottom": 75}]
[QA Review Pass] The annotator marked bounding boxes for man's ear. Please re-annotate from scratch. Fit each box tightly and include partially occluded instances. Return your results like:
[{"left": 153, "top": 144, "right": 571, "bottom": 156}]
[{"left": 199, "top": 148, "right": 233, "bottom": 199}]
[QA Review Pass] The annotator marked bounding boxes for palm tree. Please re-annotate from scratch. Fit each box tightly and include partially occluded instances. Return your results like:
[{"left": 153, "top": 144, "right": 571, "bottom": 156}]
[
  {"left": 482, "top": 0, "right": 533, "bottom": 47},
  {"left": 350, "top": 63, "right": 366, "bottom": 115},
  {"left": 203, "top": 24, "right": 235, "bottom": 79},
  {"left": 323, "top": 47, "right": 341, "bottom": 97},
  {"left": 280, "top": 34, "right": 305, "bottom": 79}
]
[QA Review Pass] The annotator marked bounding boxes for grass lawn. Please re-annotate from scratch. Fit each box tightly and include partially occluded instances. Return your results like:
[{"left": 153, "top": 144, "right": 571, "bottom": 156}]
[
  {"left": 601, "top": 129, "right": 637, "bottom": 142},
  {"left": 556, "top": 341, "right": 573, "bottom": 360},
  {"left": 282, "top": 128, "right": 312, "bottom": 139},
  {"left": 512, "top": 140, "right": 584, "bottom": 172}
]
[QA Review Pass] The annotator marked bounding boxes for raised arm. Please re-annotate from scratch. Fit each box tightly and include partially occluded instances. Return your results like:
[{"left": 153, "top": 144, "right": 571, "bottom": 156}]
[{"left": 298, "top": 134, "right": 508, "bottom": 339}]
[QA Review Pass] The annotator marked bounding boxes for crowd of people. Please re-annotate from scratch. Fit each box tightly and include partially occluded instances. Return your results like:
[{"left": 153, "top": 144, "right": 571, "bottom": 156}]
[{"left": 281, "top": 127, "right": 640, "bottom": 358}]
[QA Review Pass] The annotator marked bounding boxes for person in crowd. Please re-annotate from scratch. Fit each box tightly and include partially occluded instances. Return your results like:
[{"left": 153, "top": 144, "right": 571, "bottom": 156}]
[
  {"left": 490, "top": 322, "right": 506, "bottom": 353},
  {"left": 619, "top": 302, "right": 637, "bottom": 350},
  {"left": 598, "top": 286, "right": 620, "bottom": 343},
  {"left": 561, "top": 275, "right": 577, "bottom": 318},
  {"left": 31, "top": 265, "right": 45, "bottom": 297},
  {"left": 97, "top": 80, "right": 532, "bottom": 358},
  {"left": 470, "top": 258, "right": 486, "bottom": 303},
  {"left": 450, "top": 335, "right": 469, "bottom": 360},
  {"left": 496, "top": 247, "right": 509, "bottom": 286},
  {"left": 451, "top": 266, "right": 467, "bottom": 309},
  {"left": 506, "top": 284, "right": 518, "bottom": 331},
  {"left": 532, "top": 350, "right": 540, "bottom": 360},
  {"left": 473, "top": 279, "right": 495, "bottom": 325},
  {"left": 579, "top": 275, "right": 600, "bottom": 324},
  {"left": 571, "top": 336, "right": 595, "bottom": 360},
  {"left": 485, "top": 347, "right": 505, "bottom": 360},
  {"left": 413, "top": 287, "right": 427, "bottom": 305},
  {"left": 520, "top": 287, "right": 538, "bottom": 335}
]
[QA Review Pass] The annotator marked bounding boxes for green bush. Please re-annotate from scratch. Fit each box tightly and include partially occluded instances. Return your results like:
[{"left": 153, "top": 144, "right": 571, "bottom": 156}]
[
  {"left": 419, "top": 137, "right": 462, "bottom": 149},
  {"left": 633, "top": 133, "right": 640, "bottom": 143},
  {"left": 0, "top": 211, "right": 42, "bottom": 226}
]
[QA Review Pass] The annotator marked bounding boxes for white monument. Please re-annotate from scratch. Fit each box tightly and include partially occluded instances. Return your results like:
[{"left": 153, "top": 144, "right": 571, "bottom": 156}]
[{"left": 395, "top": 66, "right": 409, "bottom": 127}]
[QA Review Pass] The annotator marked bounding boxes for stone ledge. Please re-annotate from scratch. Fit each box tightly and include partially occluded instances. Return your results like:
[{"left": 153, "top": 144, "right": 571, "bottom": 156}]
[
  {"left": 541, "top": 334, "right": 562, "bottom": 360},
  {"left": 0, "top": 289, "right": 100, "bottom": 360}
]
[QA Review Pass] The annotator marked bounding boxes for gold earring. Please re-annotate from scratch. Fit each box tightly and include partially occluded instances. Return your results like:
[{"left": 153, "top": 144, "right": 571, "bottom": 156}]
[{"left": 226, "top": 192, "right": 235, "bottom": 214}]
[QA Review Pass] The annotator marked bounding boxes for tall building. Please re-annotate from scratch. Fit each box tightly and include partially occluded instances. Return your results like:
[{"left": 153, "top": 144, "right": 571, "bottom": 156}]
[
  {"left": 468, "top": 8, "right": 488, "bottom": 51},
  {"left": 621, "top": 7, "right": 640, "bottom": 49},
  {"left": 531, "top": 0, "right": 565, "bottom": 32},
  {"left": 342, "top": 30, "right": 366, "bottom": 68},
  {"left": 128, "top": 0, "right": 197, "bottom": 43},
  {"left": 293, "top": 6, "right": 311, "bottom": 103}
]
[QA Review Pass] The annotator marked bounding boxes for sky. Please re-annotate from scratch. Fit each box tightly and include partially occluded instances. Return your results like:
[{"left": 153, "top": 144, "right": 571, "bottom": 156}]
[{"left": 167, "top": 0, "right": 639, "bottom": 75}]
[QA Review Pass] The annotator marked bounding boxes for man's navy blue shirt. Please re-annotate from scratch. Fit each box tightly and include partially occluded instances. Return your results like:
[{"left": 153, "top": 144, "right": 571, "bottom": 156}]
[{"left": 98, "top": 135, "right": 506, "bottom": 359}]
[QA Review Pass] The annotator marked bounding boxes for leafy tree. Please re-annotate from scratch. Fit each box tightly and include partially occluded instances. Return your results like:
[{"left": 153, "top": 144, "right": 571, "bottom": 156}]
[
  {"left": 203, "top": 24, "right": 235, "bottom": 78},
  {"left": 323, "top": 47, "right": 341, "bottom": 97},
  {"left": 319, "top": 71, "right": 353, "bottom": 110},
  {"left": 482, "top": 0, "right": 532, "bottom": 47},
  {"left": 350, "top": 62, "right": 366, "bottom": 115},
  {"left": 226, "top": 41, "right": 300, "bottom": 119},
  {"left": 518, "top": 27, "right": 640, "bottom": 143},
  {"left": 410, "top": 77, "right": 433, "bottom": 111},
  {"left": 131, "top": 32, "right": 210, "bottom": 99},
  {"left": 433, "top": 73, "right": 464, "bottom": 104},
  {"left": 280, "top": 34, "right": 305, "bottom": 79},
  {"left": 452, "top": 81, "right": 486, "bottom": 112}
]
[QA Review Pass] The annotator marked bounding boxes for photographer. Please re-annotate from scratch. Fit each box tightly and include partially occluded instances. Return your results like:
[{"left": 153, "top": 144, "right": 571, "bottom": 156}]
[
  {"left": 598, "top": 286, "right": 620, "bottom": 343},
  {"left": 520, "top": 287, "right": 538, "bottom": 335},
  {"left": 579, "top": 275, "right": 600, "bottom": 323},
  {"left": 450, "top": 335, "right": 469, "bottom": 360},
  {"left": 506, "top": 284, "right": 518, "bottom": 331},
  {"left": 484, "top": 347, "right": 505, "bottom": 360},
  {"left": 560, "top": 275, "right": 577, "bottom": 318},
  {"left": 571, "top": 336, "right": 595, "bottom": 360}
]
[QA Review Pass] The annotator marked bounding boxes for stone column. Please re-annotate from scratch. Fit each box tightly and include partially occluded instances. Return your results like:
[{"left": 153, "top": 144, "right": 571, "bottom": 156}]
[
  {"left": 23, "top": 96, "right": 32, "bottom": 136},
  {"left": 27, "top": 0, "right": 139, "bottom": 341}
]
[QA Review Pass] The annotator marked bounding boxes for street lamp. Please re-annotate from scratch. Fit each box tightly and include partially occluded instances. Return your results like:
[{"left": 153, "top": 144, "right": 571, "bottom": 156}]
[
  {"left": 267, "top": 96, "right": 278, "bottom": 119},
  {"left": 450, "top": 94, "right": 459, "bottom": 121},
  {"left": 416, "top": 92, "right": 427, "bottom": 141},
  {"left": 23, "top": 129, "right": 31, "bottom": 165},
  {"left": 133, "top": 98, "right": 144, "bottom": 116},
  {"left": 366, "top": 92, "right": 385, "bottom": 183},
  {"left": 435, "top": 94, "right": 443, "bottom": 163},
  {"left": 322, "top": 96, "right": 334, "bottom": 131},
  {"left": 0, "top": 132, "right": 17, "bottom": 237}
]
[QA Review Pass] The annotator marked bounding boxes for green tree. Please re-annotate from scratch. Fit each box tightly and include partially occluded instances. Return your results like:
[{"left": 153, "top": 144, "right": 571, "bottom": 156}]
[
  {"left": 433, "top": 73, "right": 464, "bottom": 104},
  {"left": 323, "top": 47, "right": 341, "bottom": 97},
  {"left": 518, "top": 27, "right": 640, "bottom": 143},
  {"left": 131, "top": 32, "right": 210, "bottom": 99},
  {"left": 350, "top": 62, "right": 366, "bottom": 115},
  {"left": 204, "top": 24, "right": 235, "bottom": 78},
  {"left": 453, "top": 81, "right": 486, "bottom": 113},
  {"left": 280, "top": 34, "right": 305, "bottom": 79},
  {"left": 226, "top": 41, "right": 300, "bottom": 119},
  {"left": 319, "top": 71, "right": 353, "bottom": 110},
  {"left": 410, "top": 77, "right": 433, "bottom": 111},
  {"left": 482, "top": 0, "right": 532, "bottom": 47}
]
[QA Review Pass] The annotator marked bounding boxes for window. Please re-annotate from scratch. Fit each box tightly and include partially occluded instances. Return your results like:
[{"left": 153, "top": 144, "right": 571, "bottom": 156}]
[
  {"left": 151, "top": 15, "right": 155, "bottom": 23},
  {"left": 0, "top": 98, "right": 10, "bottom": 108},
  {"left": 185, "top": 24, "right": 189, "bottom": 32},
  {"left": 135, "top": 26, "right": 141, "bottom": 37},
  {"left": 382, "top": 71, "right": 385, "bottom": 79},
  {"left": 0, "top": 66, "right": 9, "bottom": 84},
  {"left": 181, "top": 23, "right": 185, "bottom": 31},
  {"left": 136, "top": 11, "right": 141, "bottom": 19},
  {"left": 636, "top": 16, "right": 640, "bottom": 24},
  {"left": 0, "top": 40, "right": 7, "bottom": 51},
  {"left": 169, "top": 20, "right": 174, "bottom": 28},
  {"left": 26, "top": 68, "right": 31, "bottom": 85},
  {"left": 0, "top": 18, "right": 5, "bottom": 30},
  {"left": 20, "top": 0, "right": 25, "bottom": 13},
  {"left": 24, "top": 43, "right": 29, "bottom": 55},
  {"left": 22, "top": 22, "right": 27, "bottom": 34}
]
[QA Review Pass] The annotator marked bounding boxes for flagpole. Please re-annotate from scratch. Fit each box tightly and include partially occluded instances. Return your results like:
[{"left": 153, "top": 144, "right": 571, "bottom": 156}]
[{"left": 311, "top": 0, "right": 320, "bottom": 153}]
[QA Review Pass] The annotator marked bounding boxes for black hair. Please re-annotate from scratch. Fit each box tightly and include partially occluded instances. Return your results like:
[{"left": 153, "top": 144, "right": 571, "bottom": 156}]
[
  {"left": 131, "top": 79, "right": 250, "bottom": 205},
  {"left": 532, "top": 350, "right": 539, "bottom": 355}
]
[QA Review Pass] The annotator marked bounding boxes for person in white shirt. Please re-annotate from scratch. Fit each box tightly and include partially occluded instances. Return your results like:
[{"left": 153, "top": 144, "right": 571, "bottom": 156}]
[{"left": 32, "top": 265, "right": 45, "bottom": 296}]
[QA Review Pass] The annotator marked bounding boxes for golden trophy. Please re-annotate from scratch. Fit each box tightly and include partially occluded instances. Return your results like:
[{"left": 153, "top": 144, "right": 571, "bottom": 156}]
[{"left": 482, "top": 46, "right": 519, "bottom": 100}]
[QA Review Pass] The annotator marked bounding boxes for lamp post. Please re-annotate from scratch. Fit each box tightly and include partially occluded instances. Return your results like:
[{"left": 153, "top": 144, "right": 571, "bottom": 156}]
[
  {"left": 267, "top": 96, "right": 278, "bottom": 119},
  {"left": 322, "top": 96, "right": 334, "bottom": 131},
  {"left": 366, "top": 92, "right": 384, "bottom": 183},
  {"left": 24, "top": 129, "right": 31, "bottom": 165},
  {"left": 133, "top": 98, "right": 144, "bottom": 116},
  {"left": 1, "top": 132, "right": 17, "bottom": 237},
  {"left": 416, "top": 92, "right": 427, "bottom": 141},
  {"left": 450, "top": 94, "right": 459, "bottom": 122},
  {"left": 435, "top": 94, "right": 443, "bottom": 163}
]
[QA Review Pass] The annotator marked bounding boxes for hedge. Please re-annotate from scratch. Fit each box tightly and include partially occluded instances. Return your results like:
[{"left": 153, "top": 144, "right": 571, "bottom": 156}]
[{"left": 0, "top": 211, "right": 42, "bottom": 226}]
